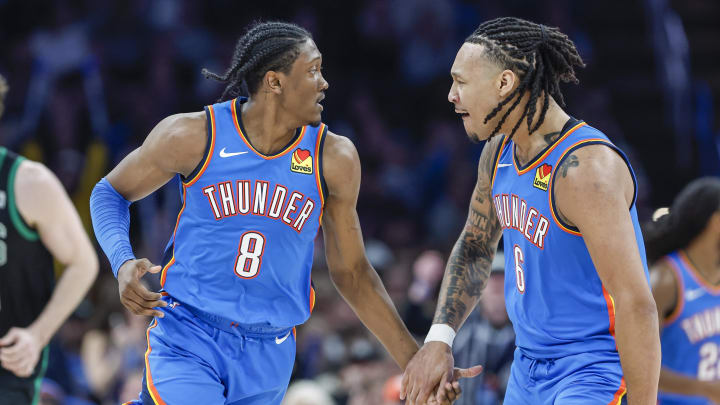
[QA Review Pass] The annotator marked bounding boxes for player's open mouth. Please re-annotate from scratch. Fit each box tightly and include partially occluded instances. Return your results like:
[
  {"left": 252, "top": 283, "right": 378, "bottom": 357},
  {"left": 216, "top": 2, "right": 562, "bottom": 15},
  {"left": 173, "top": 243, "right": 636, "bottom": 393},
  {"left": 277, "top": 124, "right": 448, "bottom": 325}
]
[
  {"left": 456, "top": 110, "right": 470, "bottom": 119},
  {"left": 317, "top": 95, "right": 325, "bottom": 111}
]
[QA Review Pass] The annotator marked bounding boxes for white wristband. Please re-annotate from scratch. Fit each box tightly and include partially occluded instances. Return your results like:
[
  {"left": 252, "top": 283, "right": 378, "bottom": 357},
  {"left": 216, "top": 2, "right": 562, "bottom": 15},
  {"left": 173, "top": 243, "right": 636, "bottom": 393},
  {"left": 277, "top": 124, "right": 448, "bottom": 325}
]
[{"left": 424, "top": 324, "right": 456, "bottom": 348}]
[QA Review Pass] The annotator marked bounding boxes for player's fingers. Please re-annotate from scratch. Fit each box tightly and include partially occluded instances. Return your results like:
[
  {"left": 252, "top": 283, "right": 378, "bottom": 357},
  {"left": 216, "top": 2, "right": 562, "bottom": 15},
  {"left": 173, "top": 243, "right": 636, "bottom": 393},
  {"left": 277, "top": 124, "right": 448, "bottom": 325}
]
[
  {"left": 399, "top": 373, "right": 408, "bottom": 400},
  {"left": 147, "top": 264, "right": 162, "bottom": 274},
  {"left": 135, "top": 258, "right": 156, "bottom": 277},
  {"left": 0, "top": 342, "right": 27, "bottom": 361},
  {"left": 452, "top": 380, "right": 461, "bottom": 397},
  {"left": 123, "top": 295, "right": 164, "bottom": 318},
  {"left": 455, "top": 365, "right": 483, "bottom": 379},
  {"left": 127, "top": 286, "right": 166, "bottom": 308},
  {"left": 0, "top": 352, "right": 26, "bottom": 370},
  {"left": 443, "top": 382, "right": 457, "bottom": 402},
  {"left": 0, "top": 329, "right": 19, "bottom": 346},
  {"left": 434, "top": 371, "right": 448, "bottom": 403}
]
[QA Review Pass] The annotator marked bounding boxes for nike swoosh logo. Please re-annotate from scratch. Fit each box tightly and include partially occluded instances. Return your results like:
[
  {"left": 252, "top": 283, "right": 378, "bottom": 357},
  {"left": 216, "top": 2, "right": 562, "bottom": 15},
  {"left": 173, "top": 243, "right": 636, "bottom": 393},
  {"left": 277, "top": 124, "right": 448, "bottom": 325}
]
[
  {"left": 685, "top": 288, "right": 705, "bottom": 301},
  {"left": 275, "top": 331, "right": 292, "bottom": 345},
  {"left": 219, "top": 148, "right": 248, "bottom": 158},
  {"left": 497, "top": 163, "right": 513, "bottom": 168}
]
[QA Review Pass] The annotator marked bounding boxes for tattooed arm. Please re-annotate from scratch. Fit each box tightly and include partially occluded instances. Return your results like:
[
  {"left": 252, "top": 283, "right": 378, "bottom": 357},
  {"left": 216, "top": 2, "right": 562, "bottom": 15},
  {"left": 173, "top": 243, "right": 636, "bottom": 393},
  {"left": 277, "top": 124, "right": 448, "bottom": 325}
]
[{"left": 400, "top": 136, "right": 504, "bottom": 405}]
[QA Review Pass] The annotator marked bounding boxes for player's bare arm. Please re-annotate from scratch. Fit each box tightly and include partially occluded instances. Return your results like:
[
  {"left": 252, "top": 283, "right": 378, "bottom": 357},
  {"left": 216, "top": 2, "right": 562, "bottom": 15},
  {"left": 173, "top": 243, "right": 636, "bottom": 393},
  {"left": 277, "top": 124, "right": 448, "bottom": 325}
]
[
  {"left": 321, "top": 131, "right": 466, "bottom": 405},
  {"left": 0, "top": 162, "right": 98, "bottom": 377},
  {"left": 554, "top": 145, "right": 660, "bottom": 405},
  {"left": 650, "top": 261, "right": 720, "bottom": 402},
  {"left": 103, "top": 112, "right": 207, "bottom": 318},
  {"left": 401, "top": 135, "right": 503, "bottom": 405},
  {"left": 321, "top": 131, "right": 420, "bottom": 365}
]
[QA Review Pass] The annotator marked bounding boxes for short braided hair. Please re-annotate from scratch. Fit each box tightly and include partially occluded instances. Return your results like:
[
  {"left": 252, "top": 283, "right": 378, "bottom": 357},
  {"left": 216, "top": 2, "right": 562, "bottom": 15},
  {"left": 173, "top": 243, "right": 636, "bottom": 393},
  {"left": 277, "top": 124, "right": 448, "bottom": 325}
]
[
  {"left": 202, "top": 21, "right": 311, "bottom": 101},
  {"left": 466, "top": 17, "right": 585, "bottom": 139}
]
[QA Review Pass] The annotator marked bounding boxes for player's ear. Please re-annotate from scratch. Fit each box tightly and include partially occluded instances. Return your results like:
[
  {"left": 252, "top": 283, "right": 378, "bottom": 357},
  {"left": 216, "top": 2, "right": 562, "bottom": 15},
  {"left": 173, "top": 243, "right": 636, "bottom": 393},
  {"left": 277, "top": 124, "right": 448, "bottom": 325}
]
[
  {"left": 264, "top": 71, "right": 283, "bottom": 95},
  {"left": 497, "top": 69, "right": 516, "bottom": 98}
]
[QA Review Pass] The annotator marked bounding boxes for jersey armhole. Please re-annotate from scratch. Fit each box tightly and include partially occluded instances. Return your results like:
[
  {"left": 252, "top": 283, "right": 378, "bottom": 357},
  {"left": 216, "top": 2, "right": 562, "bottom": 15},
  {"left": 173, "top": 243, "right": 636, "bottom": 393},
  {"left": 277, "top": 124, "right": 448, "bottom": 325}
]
[
  {"left": 181, "top": 106, "right": 216, "bottom": 186},
  {"left": 315, "top": 124, "right": 329, "bottom": 207},
  {"left": 549, "top": 140, "right": 638, "bottom": 235},
  {"left": 489, "top": 135, "right": 508, "bottom": 189},
  {"left": 8, "top": 157, "right": 40, "bottom": 242},
  {"left": 663, "top": 255, "right": 685, "bottom": 326}
]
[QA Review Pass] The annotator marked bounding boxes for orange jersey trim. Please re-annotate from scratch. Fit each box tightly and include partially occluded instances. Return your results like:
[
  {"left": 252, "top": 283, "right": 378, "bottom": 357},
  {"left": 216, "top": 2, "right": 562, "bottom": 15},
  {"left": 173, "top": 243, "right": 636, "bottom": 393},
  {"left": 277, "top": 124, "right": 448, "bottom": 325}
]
[
  {"left": 663, "top": 256, "right": 686, "bottom": 326},
  {"left": 490, "top": 135, "right": 509, "bottom": 190},
  {"left": 547, "top": 137, "right": 609, "bottom": 236},
  {"left": 160, "top": 187, "right": 188, "bottom": 286},
  {"left": 607, "top": 378, "right": 626, "bottom": 405},
  {"left": 513, "top": 122, "right": 586, "bottom": 175},
  {"left": 231, "top": 99, "right": 306, "bottom": 159},
  {"left": 314, "top": 123, "right": 326, "bottom": 223},
  {"left": 602, "top": 286, "right": 616, "bottom": 338},
  {"left": 185, "top": 105, "right": 217, "bottom": 187},
  {"left": 144, "top": 319, "right": 167, "bottom": 405},
  {"left": 309, "top": 285, "right": 316, "bottom": 313},
  {"left": 679, "top": 250, "right": 720, "bottom": 294}
]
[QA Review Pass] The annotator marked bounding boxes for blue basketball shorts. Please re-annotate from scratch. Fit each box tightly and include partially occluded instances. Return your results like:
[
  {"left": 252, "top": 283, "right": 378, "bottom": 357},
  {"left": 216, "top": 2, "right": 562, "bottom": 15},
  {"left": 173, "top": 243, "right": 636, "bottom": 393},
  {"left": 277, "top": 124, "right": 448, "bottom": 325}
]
[
  {"left": 503, "top": 347, "right": 627, "bottom": 405},
  {"left": 124, "top": 294, "right": 296, "bottom": 405}
]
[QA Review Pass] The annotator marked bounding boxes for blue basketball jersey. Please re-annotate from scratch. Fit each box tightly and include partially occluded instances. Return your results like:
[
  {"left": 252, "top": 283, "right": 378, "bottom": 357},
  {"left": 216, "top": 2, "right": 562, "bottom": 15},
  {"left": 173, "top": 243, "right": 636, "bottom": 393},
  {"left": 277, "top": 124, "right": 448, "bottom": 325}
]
[
  {"left": 159, "top": 97, "right": 325, "bottom": 328},
  {"left": 490, "top": 118, "right": 650, "bottom": 359},
  {"left": 659, "top": 251, "right": 720, "bottom": 405}
]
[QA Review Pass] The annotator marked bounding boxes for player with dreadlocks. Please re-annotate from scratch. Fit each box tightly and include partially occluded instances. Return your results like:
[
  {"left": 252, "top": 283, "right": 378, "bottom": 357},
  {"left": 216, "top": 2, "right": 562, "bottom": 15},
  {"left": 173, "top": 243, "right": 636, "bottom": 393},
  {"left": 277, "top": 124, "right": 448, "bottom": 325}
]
[
  {"left": 645, "top": 178, "right": 720, "bottom": 405},
  {"left": 402, "top": 17, "right": 660, "bottom": 404},
  {"left": 90, "top": 21, "right": 472, "bottom": 405}
]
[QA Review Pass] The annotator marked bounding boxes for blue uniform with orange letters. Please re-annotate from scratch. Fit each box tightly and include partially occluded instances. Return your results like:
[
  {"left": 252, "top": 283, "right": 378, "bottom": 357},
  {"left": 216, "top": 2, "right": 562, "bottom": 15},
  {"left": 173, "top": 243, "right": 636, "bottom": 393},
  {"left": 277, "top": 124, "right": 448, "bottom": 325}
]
[
  {"left": 658, "top": 251, "right": 720, "bottom": 405},
  {"left": 130, "top": 97, "right": 327, "bottom": 405},
  {"left": 490, "top": 118, "right": 648, "bottom": 405}
]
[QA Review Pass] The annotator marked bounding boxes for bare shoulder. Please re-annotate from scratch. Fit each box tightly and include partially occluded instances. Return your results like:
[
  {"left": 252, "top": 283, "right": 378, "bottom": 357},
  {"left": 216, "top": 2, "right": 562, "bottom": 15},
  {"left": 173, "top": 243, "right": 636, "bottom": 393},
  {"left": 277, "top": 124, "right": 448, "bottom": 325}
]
[
  {"left": 323, "top": 131, "right": 358, "bottom": 168},
  {"left": 322, "top": 131, "right": 360, "bottom": 196},
  {"left": 143, "top": 111, "right": 207, "bottom": 176},
  {"left": 477, "top": 135, "right": 505, "bottom": 179},
  {"left": 15, "top": 159, "right": 62, "bottom": 194},
  {"left": 14, "top": 160, "right": 68, "bottom": 226},
  {"left": 554, "top": 144, "right": 633, "bottom": 204},
  {"left": 650, "top": 258, "right": 677, "bottom": 294},
  {"left": 148, "top": 111, "right": 206, "bottom": 148}
]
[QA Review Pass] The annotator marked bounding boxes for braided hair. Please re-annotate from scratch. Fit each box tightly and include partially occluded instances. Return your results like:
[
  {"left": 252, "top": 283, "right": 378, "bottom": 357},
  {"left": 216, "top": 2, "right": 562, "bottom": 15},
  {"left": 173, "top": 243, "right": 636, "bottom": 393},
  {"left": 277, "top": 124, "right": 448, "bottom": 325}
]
[
  {"left": 202, "top": 21, "right": 311, "bottom": 101},
  {"left": 643, "top": 177, "right": 720, "bottom": 264},
  {"left": 466, "top": 17, "right": 585, "bottom": 139}
]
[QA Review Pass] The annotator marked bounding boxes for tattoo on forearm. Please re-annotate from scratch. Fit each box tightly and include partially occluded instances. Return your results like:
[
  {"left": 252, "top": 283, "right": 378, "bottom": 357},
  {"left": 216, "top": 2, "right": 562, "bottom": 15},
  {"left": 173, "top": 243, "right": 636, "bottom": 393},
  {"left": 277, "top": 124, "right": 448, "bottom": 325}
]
[
  {"left": 434, "top": 178, "right": 500, "bottom": 328},
  {"left": 559, "top": 154, "right": 579, "bottom": 177}
]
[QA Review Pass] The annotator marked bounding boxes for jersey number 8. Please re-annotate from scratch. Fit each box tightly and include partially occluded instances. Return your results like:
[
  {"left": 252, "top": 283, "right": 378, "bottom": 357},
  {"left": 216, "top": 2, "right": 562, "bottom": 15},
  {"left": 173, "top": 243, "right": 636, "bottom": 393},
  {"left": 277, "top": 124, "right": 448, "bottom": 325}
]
[{"left": 234, "top": 231, "right": 266, "bottom": 279}]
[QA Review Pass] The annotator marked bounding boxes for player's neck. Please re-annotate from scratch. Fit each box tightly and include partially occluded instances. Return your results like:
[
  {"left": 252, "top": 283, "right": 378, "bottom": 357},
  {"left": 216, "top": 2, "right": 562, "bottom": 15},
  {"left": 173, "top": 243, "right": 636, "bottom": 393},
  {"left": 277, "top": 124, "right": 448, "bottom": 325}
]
[
  {"left": 685, "top": 235, "right": 720, "bottom": 285},
  {"left": 510, "top": 99, "right": 570, "bottom": 167},
  {"left": 240, "top": 97, "right": 300, "bottom": 155}
]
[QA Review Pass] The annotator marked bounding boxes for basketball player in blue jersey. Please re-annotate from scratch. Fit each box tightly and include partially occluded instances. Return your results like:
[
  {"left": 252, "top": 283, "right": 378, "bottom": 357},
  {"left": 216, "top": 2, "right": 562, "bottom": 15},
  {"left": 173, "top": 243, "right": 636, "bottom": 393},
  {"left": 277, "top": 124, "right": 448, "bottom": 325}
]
[
  {"left": 402, "top": 17, "right": 661, "bottom": 405},
  {"left": 90, "top": 22, "right": 470, "bottom": 405},
  {"left": 644, "top": 178, "right": 720, "bottom": 404}
]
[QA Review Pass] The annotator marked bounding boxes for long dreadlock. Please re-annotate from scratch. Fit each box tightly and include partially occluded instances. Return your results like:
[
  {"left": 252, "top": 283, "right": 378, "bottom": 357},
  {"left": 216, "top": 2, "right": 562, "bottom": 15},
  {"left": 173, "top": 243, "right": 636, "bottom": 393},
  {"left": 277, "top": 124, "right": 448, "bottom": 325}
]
[
  {"left": 202, "top": 21, "right": 311, "bottom": 101},
  {"left": 466, "top": 17, "right": 585, "bottom": 139}
]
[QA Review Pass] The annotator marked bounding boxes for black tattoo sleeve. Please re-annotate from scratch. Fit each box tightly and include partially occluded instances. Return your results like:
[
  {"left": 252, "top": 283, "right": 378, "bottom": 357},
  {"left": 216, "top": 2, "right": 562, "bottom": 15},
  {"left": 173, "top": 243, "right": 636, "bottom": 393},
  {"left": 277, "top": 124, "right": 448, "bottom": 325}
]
[{"left": 433, "top": 138, "right": 503, "bottom": 329}]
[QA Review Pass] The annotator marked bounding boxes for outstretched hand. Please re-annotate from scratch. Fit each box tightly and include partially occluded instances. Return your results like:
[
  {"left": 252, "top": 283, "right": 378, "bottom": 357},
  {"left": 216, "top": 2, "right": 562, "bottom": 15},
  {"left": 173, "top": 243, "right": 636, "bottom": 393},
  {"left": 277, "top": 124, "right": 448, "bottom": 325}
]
[
  {"left": 117, "top": 258, "right": 167, "bottom": 317},
  {"left": 401, "top": 341, "right": 483, "bottom": 405}
]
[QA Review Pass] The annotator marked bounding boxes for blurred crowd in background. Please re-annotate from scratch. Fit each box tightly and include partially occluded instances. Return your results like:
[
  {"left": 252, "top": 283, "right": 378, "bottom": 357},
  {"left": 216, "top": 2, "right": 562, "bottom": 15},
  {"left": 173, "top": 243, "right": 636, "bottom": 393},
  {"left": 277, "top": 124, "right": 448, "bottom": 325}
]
[{"left": 0, "top": 0, "right": 718, "bottom": 404}]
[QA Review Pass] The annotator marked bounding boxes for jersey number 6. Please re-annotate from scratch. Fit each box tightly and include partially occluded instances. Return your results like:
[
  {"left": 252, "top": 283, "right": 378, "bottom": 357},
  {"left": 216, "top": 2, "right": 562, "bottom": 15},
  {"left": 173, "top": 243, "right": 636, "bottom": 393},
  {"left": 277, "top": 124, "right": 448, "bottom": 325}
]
[
  {"left": 234, "top": 231, "right": 266, "bottom": 279},
  {"left": 513, "top": 244, "right": 525, "bottom": 294}
]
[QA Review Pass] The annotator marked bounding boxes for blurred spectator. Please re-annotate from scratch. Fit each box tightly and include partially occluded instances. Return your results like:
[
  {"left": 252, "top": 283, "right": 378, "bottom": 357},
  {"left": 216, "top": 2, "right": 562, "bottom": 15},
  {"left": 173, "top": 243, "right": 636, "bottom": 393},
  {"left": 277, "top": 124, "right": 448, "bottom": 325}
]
[{"left": 282, "top": 380, "right": 335, "bottom": 405}]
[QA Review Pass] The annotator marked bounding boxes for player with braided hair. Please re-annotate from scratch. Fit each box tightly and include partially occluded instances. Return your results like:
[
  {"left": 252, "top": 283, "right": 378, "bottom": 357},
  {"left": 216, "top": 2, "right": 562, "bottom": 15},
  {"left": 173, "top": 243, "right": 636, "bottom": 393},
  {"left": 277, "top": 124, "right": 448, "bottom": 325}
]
[
  {"left": 402, "top": 17, "right": 659, "bottom": 405},
  {"left": 90, "top": 21, "right": 473, "bottom": 405}
]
